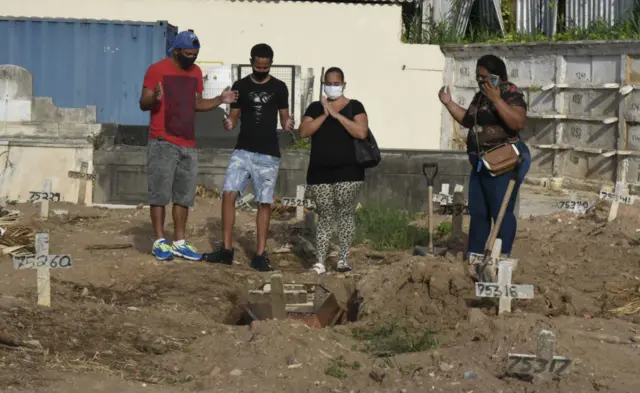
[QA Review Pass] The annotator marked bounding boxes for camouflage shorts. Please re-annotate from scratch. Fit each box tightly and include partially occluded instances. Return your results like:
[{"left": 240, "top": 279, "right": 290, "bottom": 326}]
[{"left": 222, "top": 149, "right": 280, "bottom": 204}]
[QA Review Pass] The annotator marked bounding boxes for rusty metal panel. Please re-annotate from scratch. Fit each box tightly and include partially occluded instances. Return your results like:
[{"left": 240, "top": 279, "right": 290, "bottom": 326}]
[
  {"left": 565, "top": 0, "right": 635, "bottom": 29},
  {"left": 563, "top": 121, "right": 617, "bottom": 149},
  {"left": 564, "top": 89, "right": 618, "bottom": 117},
  {"left": 516, "top": 0, "right": 557, "bottom": 37}
]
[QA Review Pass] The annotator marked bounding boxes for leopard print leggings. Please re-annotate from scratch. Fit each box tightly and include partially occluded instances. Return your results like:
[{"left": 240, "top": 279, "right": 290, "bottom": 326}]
[{"left": 307, "top": 181, "right": 363, "bottom": 263}]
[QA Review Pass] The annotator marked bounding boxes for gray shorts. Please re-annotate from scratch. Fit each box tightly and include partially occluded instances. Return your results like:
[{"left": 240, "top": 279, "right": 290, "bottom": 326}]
[{"left": 147, "top": 138, "right": 198, "bottom": 207}]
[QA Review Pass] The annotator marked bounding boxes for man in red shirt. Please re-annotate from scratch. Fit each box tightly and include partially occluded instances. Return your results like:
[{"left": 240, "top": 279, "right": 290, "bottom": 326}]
[{"left": 139, "top": 30, "right": 238, "bottom": 261}]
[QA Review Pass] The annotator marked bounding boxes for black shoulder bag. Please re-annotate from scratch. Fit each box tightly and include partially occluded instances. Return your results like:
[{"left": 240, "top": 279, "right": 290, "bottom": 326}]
[{"left": 346, "top": 100, "right": 381, "bottom": 169}]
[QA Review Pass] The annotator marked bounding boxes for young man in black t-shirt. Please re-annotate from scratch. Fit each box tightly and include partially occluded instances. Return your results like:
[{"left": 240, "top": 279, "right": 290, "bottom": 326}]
[{"left": 202, "top": 43, "right": 293, "bottom": 271}]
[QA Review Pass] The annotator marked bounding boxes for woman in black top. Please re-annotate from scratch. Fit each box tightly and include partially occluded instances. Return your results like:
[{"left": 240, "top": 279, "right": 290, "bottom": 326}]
[{"left": 299, "top": 67, "right": 369, "bottom": 274}]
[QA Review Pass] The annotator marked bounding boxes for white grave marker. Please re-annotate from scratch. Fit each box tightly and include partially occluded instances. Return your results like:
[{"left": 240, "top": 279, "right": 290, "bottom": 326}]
[
  {"left": 600, "top": 181, "right": 634, "bottom": 221},
  {"left": 281, "top": 185, "right": 316, "bottom": 220},
  {"left": 433, "top": 183, "right": 468, "bottom": 214},
  {"left": 507, "top": 329, "right": 572, "bottom": 379},
  {"left": 235, "top": 193, "right": 255, "bottom": 211},
  {"left": 40, "top": 179, "right": 52, "bottom": 219},
  {"left": 67, "top": 161, "right": 91, "bottom": 204},
  {"left": 13, "top": 232, "right": 73, "bottom": 307},
  {"left": 470, "top": 239, "right": 534, "bottom": 314}
]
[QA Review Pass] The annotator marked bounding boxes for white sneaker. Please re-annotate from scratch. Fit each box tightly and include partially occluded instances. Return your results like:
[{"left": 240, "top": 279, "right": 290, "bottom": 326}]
[
  {"left": 311, "top": 263, "right": 326, "bottom": 274},
  {"left": 336, "top": 260, "right": 352, "bottom": 273}
]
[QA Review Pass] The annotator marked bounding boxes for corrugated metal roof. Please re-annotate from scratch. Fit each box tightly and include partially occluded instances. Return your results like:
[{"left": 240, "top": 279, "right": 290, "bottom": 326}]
[
  {"left": 478, "top": 0, "right": 506, "bottom": 35},
  {"left": 516, "top": 0, "right": 557, "bottom": 37},
  {"left": 455, "top": 0, "right": 504, "bottom": 37},
  {"left": 0, "top": 17, "right": 176, "bottom": 126},
  {"left": 227, "top": 0, "right": 415, "bottom": 3},
  {"left": 516, "top": 0, "right": 634, "bottom": 36},
  {"left": 565, "top": 0, "right": 634, "bottom": 29},
  {"left": 455, "top": 0, "right": 475, "bottom": 36},
  {"left": 422, "top": 0, "right": 454, "bottom": 23}
]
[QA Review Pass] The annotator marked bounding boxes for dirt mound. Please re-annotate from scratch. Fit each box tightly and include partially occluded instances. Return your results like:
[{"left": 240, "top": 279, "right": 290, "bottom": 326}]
[
  {"left": 513, "top": 203, "right": 640, "bottom": 320},
  {"left": 356, "top": 256, "right": 472, "bottom": 329}
]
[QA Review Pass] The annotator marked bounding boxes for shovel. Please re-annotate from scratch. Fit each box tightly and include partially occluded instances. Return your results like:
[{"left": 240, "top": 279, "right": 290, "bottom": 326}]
[
  {"left": 475, "top": 162, "right": 521, "bottom": 282},
  {"left": 414, "top": 163, "right": 447, "bottom": 257}
]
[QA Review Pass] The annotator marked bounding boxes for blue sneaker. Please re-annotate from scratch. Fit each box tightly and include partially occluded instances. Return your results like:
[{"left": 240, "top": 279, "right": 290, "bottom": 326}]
[
  {"left": 171, "top": 241, "right": 202, "bottom": 261},
  {"left": 152, "top": 239, "right": 174, "bottom": 261}
]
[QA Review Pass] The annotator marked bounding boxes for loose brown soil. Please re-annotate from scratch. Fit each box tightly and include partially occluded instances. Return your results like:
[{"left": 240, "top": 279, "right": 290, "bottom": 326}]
[{"left": 2, "top": 190, "right": 640, "bottom": 393}]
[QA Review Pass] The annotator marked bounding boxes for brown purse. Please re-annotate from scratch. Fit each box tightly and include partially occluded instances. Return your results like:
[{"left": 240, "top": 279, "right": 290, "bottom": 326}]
[
  {"left": 481, "top": 143, "right": 520, "bottom": 176},
  {"left": 473, "top": 95, "right": 520, "bottom": 176}
]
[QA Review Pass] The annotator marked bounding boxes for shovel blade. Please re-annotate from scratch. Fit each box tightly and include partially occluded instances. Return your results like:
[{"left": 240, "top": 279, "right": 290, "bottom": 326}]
[{"left": 413, "top": 245, "right": 447, "bottom": 257}]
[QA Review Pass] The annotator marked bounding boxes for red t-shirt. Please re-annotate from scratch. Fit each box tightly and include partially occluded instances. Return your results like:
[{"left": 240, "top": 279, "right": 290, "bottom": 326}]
[{"left": 142, "top": 58, "right": 204, "bottom": 148}]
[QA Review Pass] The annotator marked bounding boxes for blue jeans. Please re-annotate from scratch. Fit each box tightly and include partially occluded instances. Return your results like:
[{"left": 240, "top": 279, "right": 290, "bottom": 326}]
[
  {"left": 222, "top": 149, "right": 281, "bottom": 204},
  {"left": 467, "top": 141, "right": 531, "bottom": 256}
]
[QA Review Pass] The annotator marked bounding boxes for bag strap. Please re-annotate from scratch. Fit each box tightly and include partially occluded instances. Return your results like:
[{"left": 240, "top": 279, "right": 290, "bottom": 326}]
[{"left": 473, "top": 95, "right": 483, "bottom": 155}]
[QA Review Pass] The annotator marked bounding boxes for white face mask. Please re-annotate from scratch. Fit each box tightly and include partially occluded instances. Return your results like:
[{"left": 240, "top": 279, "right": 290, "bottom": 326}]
[{"left": 323, "top": 85, "right": 344, "bottom": 99}]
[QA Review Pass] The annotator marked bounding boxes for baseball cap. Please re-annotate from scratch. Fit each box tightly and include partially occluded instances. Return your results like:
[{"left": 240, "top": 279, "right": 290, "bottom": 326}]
[{"left": 168, "top": 30, "right": 200, "bottom": 54}]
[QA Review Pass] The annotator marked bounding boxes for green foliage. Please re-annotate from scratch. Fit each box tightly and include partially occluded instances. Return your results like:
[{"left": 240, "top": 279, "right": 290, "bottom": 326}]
[
  {"left": 287, "top": 135, "right": 311, "bottom": 150},
  {"left": 402, "top": 0, "right": 640, "bottom": 45},
  {"left": 324, "top": 356, "right": 360, "bottom": 379},
  {"left": 354, "top": 204, "right": 428, "bottom": 251},
  {"left": 352, "top": 319, "right": 440, "bottom": 357},
  {"left": 435, "top": 221, "right": 453, "bottom": 239}
]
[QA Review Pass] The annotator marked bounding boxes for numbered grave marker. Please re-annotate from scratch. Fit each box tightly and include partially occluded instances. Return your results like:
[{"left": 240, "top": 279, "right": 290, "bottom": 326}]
[
  {"left": 29, "top": 191, "right": 62, "bottom": 203},
  {"left": 281, "top": 185, "right": 316, "bottom": 220},
  {"left": 13, "top": 232, "right": 73, "bottom": 307},
  {"left": 68, "top": 161, "right": 91, "bottom": 204},
  {"left": 600, "top": 181, "right": 634, "bottom": 221},
  {"left": 475, "top": 283, "right": 534, "bottom": 299},
  {"left": 235, "top": 193, "right": 255, "bottom": 211},
  {"left": 557, "top": 200, "right": 593, "bottom": 214},
  {"left": 599, "top": 189, "right": 634, "bottom": 205},
  {"left": 433, "top": 183, "right": 469, "bottom": 215},
  {"left": 472, "top": 248, "right": 533, "bottom": 314},
  {"left": 68, "top": 169, "right": 97, "bottom": 182},
  {"left": 507, "top": 354, "right": 572, "bottom": 376},
  {"left": 13, "top": 254, "right": 73, "bottom": 270},
  {"left": 39, "top": 179, "right": 52, "bottom": 219},
  {"left": 507, "top": 330, "right": 572, "bottom": 380}
]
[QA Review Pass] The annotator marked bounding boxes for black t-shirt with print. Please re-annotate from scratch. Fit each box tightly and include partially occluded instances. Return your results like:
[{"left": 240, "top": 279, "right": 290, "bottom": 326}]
[
  {"left": 461, "top": 82, "right": 527, "bottom": 154},
  {"left": 231, "top": 76, "right": 289, "bottom": 157},
  {"left": 303, "top": 99, "right": 366, "bottom": 185}
]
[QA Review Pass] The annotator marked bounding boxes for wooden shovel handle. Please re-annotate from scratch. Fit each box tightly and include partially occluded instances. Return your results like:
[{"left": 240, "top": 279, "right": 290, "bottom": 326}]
[{"left": 485, "top": 178, "right": 516, "bottom": 255}]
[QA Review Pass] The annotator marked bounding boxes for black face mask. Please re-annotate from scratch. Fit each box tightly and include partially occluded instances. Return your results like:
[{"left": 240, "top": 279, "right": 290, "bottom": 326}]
[
  {"left": 252, "top": 70, "right": 269, "bottom": 81},
  {"left": 177, "top": 53, "right": 197, "bottom": 69}
]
